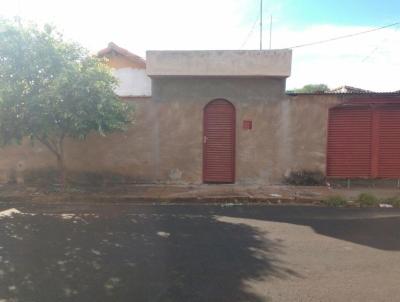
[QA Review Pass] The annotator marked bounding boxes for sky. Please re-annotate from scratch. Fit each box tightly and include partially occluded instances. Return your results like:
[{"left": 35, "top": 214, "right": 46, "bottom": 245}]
[{"left": 1, "top": 0, "right": 400, "bottom": 91}]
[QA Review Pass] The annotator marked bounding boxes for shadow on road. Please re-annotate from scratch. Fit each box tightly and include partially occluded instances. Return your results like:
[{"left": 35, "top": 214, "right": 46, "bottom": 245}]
[
  {"left": 0, "top": 210, "right": 298, "bottom": 302},
  {"left": 213, "top": 205, "right": 400, "bottom": 251}
]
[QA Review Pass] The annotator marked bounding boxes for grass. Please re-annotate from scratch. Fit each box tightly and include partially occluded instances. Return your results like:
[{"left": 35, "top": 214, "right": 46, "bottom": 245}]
[
  {"left": 322, "top": 195, "right": 348, "bottom": 207},
  {"left": 322, "top": 193, "right": 399, "bottom": 208}
]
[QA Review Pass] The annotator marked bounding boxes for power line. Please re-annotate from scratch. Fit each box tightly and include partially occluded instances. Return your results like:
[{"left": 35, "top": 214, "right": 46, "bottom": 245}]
[
  {"left": 361, "top": 37, "right": 388, "bottom": 62},
  {"left": 269, "top": 15, "right": 272, "bottom": 49},
  {"left": 361, "top": 24, "right": 400, "bottom": 62},
  {"left": 240, "top": 17, "right": 259, "bottom": 49},
  {"left": 287, "top": 21, "right": 400, "bottom": 49},
  {"left": 260, "top": 0, "right": 263, "bottom": 50}
]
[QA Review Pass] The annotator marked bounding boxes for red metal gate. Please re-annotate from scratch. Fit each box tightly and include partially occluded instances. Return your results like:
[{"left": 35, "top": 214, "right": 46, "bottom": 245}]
[
  {"left": 203, "top": 99, "right": 235, "bottom": 183},
  {"left": 327, "top": 104, "right": 400, "bottom": 178},
  {"left": 327, "top": 106, "right": 373, "bottom": 178},
  {"left": 377, "top": 106, "right": 400, "bottom": 177}
]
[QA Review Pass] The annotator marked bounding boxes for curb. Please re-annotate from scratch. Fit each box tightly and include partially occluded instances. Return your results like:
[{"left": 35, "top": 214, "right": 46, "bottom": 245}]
[{"left": 0, "top": 194, "right": 322, "bottom": 205}]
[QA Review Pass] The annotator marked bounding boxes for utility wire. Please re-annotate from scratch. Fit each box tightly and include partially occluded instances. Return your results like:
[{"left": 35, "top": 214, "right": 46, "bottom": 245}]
[
  {"left": 361, "top": 24, "right": 400, "bottom": 62},
  {"left": 361, "top": 38, "right": 388, "bottom": 62},
  {"left": 288, "top": 21, "right": 400, "bottom": 49},
  {"left": 240, "top": 18, "right": 260, "bottom": 49}
]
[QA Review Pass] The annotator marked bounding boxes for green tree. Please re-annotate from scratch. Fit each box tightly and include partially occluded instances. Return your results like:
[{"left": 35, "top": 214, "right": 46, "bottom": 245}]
[
  {"left": 291, "top": 84, "right": 330, "bottom": 93},
  {"left": 0, "top": 20, "right": 133, "bottom": 188}
]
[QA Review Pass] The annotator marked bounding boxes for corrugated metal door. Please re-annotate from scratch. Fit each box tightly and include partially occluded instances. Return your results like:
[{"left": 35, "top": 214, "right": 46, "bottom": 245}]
[
  {"left": 377, "top": 106, "right": 400, "bottom": 177},
  {"left": 327, "top": 106, "right": 373, "bottom": 178},
  {"left": 203, "top": 99, "right": 235, "bottom": 183}
]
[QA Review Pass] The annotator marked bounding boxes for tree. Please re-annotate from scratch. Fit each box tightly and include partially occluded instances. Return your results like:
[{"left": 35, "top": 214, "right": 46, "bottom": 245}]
[
  {"left": 0, "top": 20, "right": 133, "bottom": 188},
  {"left": 290, "top": 84, "right": 330, "bottom": 93}
]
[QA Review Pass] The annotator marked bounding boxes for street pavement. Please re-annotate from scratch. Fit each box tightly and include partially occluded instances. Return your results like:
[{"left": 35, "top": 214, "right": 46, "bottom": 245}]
[{"left": 0, "top": 203, "right": 400, "bottom": 302}]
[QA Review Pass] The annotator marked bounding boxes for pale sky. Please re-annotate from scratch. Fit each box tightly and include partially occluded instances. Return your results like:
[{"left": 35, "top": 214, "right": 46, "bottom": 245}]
[{"left": 2, "top": 0, "right": 400, "bottom": 91}]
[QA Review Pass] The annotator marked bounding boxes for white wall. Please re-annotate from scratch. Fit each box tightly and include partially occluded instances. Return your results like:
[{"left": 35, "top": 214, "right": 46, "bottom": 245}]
[{"left": 112, "top": 68, "right": 152, "bottom": 97}]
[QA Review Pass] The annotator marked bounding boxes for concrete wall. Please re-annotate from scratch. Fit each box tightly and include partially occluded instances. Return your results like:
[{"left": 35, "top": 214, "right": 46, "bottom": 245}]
[
  {"left": 278, "top": 95, "right": 343, "bottom": 178},
  {"left": 147, "top": 50, "right": 292, "bottom": 77},
  {"left": 0, "top": 97, "right": 159, "bottom": 184},
  {"left": 0, "top": 90, "right": 350, "bottom": 185},
  {"left": 150, "top": 78, "right": 344, "bottom": 184}
]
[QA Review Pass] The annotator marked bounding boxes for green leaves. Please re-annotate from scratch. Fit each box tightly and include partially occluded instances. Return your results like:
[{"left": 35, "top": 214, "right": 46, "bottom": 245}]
[
  {"left": 291, "top": 84, "right": 329, "bottom": 93},
  {"left": 0, "top": 19, "right": 133, "bottom": 156}
]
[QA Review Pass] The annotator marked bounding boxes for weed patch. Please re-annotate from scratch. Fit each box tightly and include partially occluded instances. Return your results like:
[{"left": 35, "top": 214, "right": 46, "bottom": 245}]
[
  {"left": 357, "top": 193, "right": 379, "bottom": 207},
  {"left": 284, "top": 170, "right": 325, "bottom": 186},
  {"left": 383, "top": 197, "right": 400, "bottom": 207},
  {"left": 322, "top": 195, "right": 348, "bottom": 207}
]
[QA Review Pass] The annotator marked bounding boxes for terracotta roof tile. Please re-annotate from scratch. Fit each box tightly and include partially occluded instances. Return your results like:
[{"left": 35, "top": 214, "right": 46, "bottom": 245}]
[{"left": 98, "top": 42, "right": 146, "bottom": 68}]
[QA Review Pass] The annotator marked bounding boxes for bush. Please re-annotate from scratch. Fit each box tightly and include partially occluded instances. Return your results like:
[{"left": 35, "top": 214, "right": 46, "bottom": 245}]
[
  {"left": 323, "top": 195, "right": 348, "bottom": 207},
  {"left": 357, "top": 193, "right": 379, "bottom": 207},
  {"left": 284, "top": 170, "right": 325, "bottom": 186}
]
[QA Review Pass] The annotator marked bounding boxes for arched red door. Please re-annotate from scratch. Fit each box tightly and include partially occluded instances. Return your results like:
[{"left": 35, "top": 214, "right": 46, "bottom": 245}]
[{"left": 203, "top": 99, "right": 235, "bottom": 183}]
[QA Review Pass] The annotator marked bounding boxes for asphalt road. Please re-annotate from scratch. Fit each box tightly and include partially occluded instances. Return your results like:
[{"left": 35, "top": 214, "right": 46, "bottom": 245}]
[{"left": 0, "top": 203, "right": 400, "bottom": 302}]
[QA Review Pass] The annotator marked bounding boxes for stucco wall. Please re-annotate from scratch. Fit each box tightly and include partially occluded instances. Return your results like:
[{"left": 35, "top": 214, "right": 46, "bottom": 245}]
[
  {"left": 0, "top": 90, "right": 349, "bottom": 185},
  {"left": 151, "top": 77, "right": 287, "bottom": 184},
  {"left": 279, "top": 95, "right": 344, "bottom": 178},
  {"left": 150, "top": 78, "right": 345, "bottom": 184},
  {"left": 0, "top": 97, "right": 159, "bottom": 184}
]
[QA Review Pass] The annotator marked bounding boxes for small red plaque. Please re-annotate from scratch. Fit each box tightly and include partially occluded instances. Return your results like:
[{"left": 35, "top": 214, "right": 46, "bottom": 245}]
[{"left": 243, "top": 120, "right": 252, "bottom": 130}]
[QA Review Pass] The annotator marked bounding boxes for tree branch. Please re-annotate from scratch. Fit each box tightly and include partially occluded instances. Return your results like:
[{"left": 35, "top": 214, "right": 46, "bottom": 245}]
[
  {"left": 35, "top": 135, "right": 60, "bottom": 158},
  {"left": 58, "top": 132, "right": 65, "bottom": 159},
  {"left": 48, "top": 137, "right": 60, "bottom": 154}
]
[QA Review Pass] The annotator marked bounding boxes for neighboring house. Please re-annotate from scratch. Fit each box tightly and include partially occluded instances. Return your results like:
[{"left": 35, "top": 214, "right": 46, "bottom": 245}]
[
  {"left": 0, "top": 43, "right": 400, "bottom": 185},
  {"left": 98, "top": 42, "right": 151, "bottom": 97},
  {"left": 330, "top": 85, "right": 372, "bottom": 94}
]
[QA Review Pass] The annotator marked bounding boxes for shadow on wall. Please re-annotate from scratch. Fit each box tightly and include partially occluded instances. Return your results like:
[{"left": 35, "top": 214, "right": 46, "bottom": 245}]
[
  {"left": 214, "top": 205, "right": 400, "bottom": 251},
  {"left": 0, "top": 210, "right": 298, "bottom": 302}
]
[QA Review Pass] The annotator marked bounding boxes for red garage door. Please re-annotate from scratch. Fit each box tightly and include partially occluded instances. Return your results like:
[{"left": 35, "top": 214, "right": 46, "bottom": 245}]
[
  {"left": 327, "top": 106, "right": 373, "bottom": 178},
  {"left": 378, "top": 106, "right": 400, "bottom": 177},
  {"left": 327, "top": 104, "right": 400, "bottom": 178},
  {"left": 203, "top": 99, "right": 235, "bottom": 183}
]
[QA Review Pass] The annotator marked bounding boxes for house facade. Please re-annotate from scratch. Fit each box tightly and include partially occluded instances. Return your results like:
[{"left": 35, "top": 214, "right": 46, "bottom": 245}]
[{"left": 1, "top": 43, "right": 400, "bottom": 185}]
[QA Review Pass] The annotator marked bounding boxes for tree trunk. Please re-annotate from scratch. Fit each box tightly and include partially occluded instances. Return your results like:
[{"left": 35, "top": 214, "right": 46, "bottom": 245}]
[
  {"left": 57, "top": 155, "right": 66, "bottom": 191},
  {"left": 36, "top": 134, "right": 67, "bottom": 190}
]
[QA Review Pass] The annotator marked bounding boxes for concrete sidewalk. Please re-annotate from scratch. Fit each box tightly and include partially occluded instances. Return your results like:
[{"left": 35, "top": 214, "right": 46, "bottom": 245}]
[{"left": 1, "top": 183, "right": 400, "bottom": 204}]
